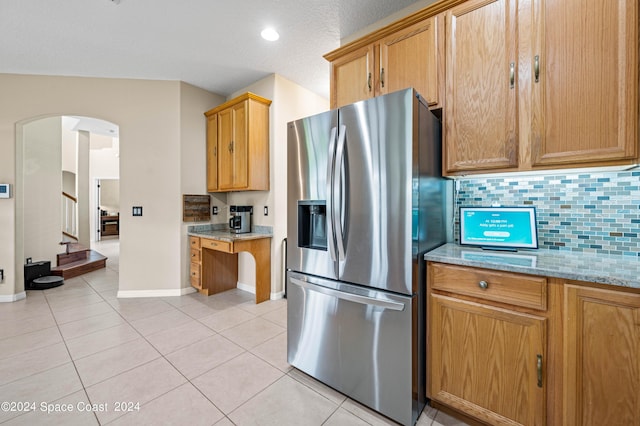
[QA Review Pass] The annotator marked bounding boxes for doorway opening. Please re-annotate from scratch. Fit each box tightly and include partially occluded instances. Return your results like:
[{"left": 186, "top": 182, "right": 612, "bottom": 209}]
[{"left": 16, "top": 115, "right": 120, "bottom": 289}]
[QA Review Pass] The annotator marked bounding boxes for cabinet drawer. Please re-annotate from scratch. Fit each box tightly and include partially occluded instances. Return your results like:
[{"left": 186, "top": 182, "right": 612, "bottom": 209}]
[
  {"left": 430, "top": 263, "right": 547, "bottom": 310},
  {"left": 190, "top": 262, "right": 201, "bottom": 288},
  {"left": 201, "top": 238, "right": 233, "bottom": 253},
  {"left": 190, "top": 248, "right": 201, "bottom": 263},
  {"left": 189, "top": 236, "right": 201, "bottom": 249}
]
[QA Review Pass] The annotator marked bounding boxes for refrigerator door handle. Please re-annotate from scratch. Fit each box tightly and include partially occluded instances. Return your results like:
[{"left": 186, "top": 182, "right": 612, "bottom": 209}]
[
  {"left": 326, "top": 126, "right": 338, "bottom": 262},
  {"left": 334, "top": 124, "right": 347, "bottom": 261},
  {"left": 290, "top": 277, "right": 405, "bottom": 311}
]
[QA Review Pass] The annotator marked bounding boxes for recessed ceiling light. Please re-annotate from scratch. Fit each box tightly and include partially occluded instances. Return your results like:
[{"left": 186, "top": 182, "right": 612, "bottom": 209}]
[{"left": 261, "top": 28, "right": 280, "bottom": 41}]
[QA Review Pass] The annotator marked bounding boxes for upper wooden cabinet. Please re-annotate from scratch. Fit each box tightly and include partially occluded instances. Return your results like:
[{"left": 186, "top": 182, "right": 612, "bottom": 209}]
[
  {"left": 445, "top": 0, "right": 639, "bottom": 174},
  {"left": 329, "top": 45, "right": 375, "bottom": 109},
  {"left": 444, "top": 0, "right": 519, "bottom": 172},
  {"left": 378, "top": 17, "right": 442, "bottom": 106},
  {"left": 204, "top": 93, "right": 271, "bottom": 192},
  {"left": 325, "top": 15, "right": 443, "bottom": 110},
  {"left": 206, "top": 114, "right": 218, "bottom": 191},
  {"left": 531, "top": 0, "right": 638, "bottom": 167}
]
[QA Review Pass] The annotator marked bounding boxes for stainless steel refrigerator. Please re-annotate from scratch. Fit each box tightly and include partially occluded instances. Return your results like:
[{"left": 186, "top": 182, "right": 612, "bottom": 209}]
[{"left": 286, "top": 88, "right": 450, "bottom": 426}]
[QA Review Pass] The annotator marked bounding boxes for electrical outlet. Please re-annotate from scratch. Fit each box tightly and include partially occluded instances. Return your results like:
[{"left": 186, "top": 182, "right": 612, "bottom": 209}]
[
  {"left": 132, "top": 206, "right": 143, "bottom": 216},
  {"left": 0, "top": 269, "right": 3, "bottom": 282},
  {"left": 212, "top": 206, "right": 218, "bottom": 215},
  {"left": 26, "top": 257, "right": 32, "bottom": 264},
  {"left": 264, "top": 206, "right": 268, "bottom": 216}
]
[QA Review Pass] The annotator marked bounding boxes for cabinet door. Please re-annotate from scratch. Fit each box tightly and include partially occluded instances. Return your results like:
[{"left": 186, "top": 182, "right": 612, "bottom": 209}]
[
  {"left": 564, "top": 285, "right": 640, "bottom": 426},
  {"left": 330, "top": 45, "right": 375, "bottom": 109},
  {"left": 444, "top": 0, "right": 519, "bottom": 173},
  {"left": 231, "top": 100, "right": 248, "bottom": 189},
  {"left": 218, "top": 102, "right": 248, "bottom": 190},
  {"left": 206, "top": 114, "right": 218, "bottom": 192},
  {"left": 430, "top": 294, "right": 546, "bottom": 426},
  {"left": 379, "top": 16, "right": 441, "bottom": 107},
  {"left": 531, "top": 0, "right": 638, "bottom": 166},
  {"left": 217, "top": 107, "right": 234, "bottom": 190}
]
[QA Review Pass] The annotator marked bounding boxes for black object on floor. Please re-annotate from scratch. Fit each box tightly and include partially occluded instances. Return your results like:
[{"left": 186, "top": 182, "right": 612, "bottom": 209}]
[{"left": 24, "top": 261, "right": 64, "bottom": 290}]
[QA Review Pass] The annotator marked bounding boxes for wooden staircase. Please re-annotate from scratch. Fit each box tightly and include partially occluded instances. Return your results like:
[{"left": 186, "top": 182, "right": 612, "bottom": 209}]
[{"left": 52, "top": 243, "right": 107, "bottom": 279}]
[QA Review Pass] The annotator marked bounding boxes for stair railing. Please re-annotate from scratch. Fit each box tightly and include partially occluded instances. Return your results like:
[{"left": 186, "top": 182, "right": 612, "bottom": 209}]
[{"left": 62, "top": 191, "right": 78, "bottom": 241}]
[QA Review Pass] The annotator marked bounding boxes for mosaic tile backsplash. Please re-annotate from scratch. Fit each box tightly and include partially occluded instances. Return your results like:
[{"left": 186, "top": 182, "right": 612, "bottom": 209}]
[{"left": 455, "top": 170, "right": 640, "bottom": 257}]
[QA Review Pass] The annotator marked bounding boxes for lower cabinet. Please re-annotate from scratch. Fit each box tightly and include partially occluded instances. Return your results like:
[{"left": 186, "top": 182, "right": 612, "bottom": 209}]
[
  {"left": 428, "top": 263, "right": 548, "bottom": 425},
  {"left": 430, "top": 294, "right": 546, "bottom": 425},
  {"left": 563, "top": 285, "right": 640, "bottom": 426},
  {"left": 428, "top": 261, "right": 640, "bottom": 426}
]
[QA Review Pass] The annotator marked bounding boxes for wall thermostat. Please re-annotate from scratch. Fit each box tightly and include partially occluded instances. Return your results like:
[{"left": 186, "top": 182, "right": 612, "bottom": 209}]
[{"left": 0, "top": 184, "right": 11, "bottom": 199}]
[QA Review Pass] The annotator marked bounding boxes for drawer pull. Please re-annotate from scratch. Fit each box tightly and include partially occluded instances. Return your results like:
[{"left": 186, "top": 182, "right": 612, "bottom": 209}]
[
  {"left": 537, "top": 354, "right": 543, "bottom": 387},
  {"left": 478, "top": 280, "right": 489, "bottom": 290}
]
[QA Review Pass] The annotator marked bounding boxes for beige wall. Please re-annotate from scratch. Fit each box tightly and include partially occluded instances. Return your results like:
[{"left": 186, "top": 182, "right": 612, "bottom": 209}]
[
  {"left": 227, "top": 74, "right": 328, "bottom": 297},
  {"left": 179, "top": 82, "right": 226, "bottom": 290},
  {"left": 1, "top": 73, "right": 221, "bottom": 299}
]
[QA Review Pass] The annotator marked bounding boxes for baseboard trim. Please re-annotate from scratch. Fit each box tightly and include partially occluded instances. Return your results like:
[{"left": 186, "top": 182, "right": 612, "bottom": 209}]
[
  {"left": 0, "top": 292, "right": 27, "bottom": 303},
  {"left": 117, "top": 287, "right": 196, "bottom": 298},
  {"left": 236, "top": 282, "right": 256, "bottom": 294},
  {"left": 270, "top": 291, "right": 285, "bottom": 300}
]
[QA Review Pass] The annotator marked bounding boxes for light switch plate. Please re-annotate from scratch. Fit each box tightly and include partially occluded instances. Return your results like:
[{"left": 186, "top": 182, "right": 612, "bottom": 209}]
[
  {"left": 0, "top": 183, "right": 11, "bottom": 198},
  {"left": 132, "top": 206, "right": 143, "bottom": 216},
  {"left": 264, "top": 206, "right": 268, "bottom": 216}
]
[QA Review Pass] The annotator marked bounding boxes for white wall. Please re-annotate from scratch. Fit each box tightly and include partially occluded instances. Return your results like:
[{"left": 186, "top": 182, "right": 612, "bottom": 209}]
[
  {"left": 62, "top": 171, "right": 75, "bottom": 196},
  {"left": 61, "top": 117, "right": 77, "bottom": 174},
  {"left": 341, "top": 0, "right": 440, "bottom": 44},
  {"left": 90, "top": 134, "right": 120, "bottom": 242},
  {"left": 227, "top": 74, "right": 328, "bottom": 297},
  {"left": 77, "top": 131, "right": 90, "bottom": 247},
  {"left": 22, "top": 117, "right": 62, "bottom": 266},
  {"left": 1, "top": 73, "right": 221, "bottom": 299},
  {"left": 100, "top": 180, "right": 120, "bottom": 214}
]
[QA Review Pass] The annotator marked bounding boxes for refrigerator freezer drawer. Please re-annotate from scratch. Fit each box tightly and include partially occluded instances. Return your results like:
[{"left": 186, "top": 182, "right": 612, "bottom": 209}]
[{"left": 287, "top": 271, "right": 420, "bottom": 426}]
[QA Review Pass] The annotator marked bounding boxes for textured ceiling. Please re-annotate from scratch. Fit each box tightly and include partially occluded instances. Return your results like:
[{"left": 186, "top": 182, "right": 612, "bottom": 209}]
[{"left": 0, "top": 0, "right": 424, "bottom": 99}]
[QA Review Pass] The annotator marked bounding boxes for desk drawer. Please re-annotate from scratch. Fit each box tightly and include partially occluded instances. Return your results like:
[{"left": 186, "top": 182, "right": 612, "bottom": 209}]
[
  {"left": 430, "top": 263, "right": 547, "bottom": 311},
  {"left": 190, "top": 262, "right": 201, "bottom": 288},
  {"left": 190, "top": 236, "right": 201, "bottom": 249},
  {"left": 201, "top": 238, "right": 232, "bottom": 253},
  {"left": 190, "top": 248, "right": 201, "bottom": 262}
]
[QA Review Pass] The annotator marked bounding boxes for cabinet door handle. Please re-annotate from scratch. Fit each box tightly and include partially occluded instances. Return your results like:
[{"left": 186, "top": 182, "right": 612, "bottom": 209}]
[
  {"left": 478, "top": 280, "right": 488, "bottom": 290},
  {"left": 228, "top": 141, "right": 234, "bottom": 153},
  {"left": 380, "top": 67, "right": 385, "bottom": 88},
  {"left": 509, "top": 62, "right": 515, "bottom": 89},
  {"left": 534, "top": 55, "right": 540, "bottom": 83},
  {"left": 213, "top": 146, "right": 217, "bottom": 156},
  {"left": 367, "top": 73, "right": 372, "bottom": 92},
  {"left": 537, "top": 354, "right": 543, "bottom": 387}
]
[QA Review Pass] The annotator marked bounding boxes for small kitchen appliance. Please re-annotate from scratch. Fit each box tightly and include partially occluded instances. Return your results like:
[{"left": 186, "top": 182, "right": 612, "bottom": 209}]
[{"left": 229, "top": 205, "right": 252, "bottom": 234}]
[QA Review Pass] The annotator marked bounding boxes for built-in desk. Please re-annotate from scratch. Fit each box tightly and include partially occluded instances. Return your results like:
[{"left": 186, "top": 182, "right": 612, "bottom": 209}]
[{"left": 189, "top": 232, "right": 272, "bottom": 304}]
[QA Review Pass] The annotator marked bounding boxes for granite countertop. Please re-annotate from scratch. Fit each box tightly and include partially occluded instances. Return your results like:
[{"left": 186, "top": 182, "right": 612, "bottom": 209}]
[
  {"left": 425, "top": 243, "right": 640, "bottom": 290},
  {"left": 188, "top": 224, "right": 272, "bottom": 242}
]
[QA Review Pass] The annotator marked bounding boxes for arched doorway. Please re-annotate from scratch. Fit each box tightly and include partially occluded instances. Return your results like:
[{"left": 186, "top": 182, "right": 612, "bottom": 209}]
[{"left": 16, "top": 115, "right": 120, "bottom": 292}]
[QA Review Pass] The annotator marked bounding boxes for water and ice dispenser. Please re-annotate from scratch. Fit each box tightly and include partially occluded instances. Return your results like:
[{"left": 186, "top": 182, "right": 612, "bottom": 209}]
[{"left": 297, "top": 200, "right": 327, "bottom": 250}]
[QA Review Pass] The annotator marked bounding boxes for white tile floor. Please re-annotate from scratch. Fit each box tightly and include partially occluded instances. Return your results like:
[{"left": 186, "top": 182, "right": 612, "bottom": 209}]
[{"left": 0, "top": 239, "right": 469, "bottom": 426}]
